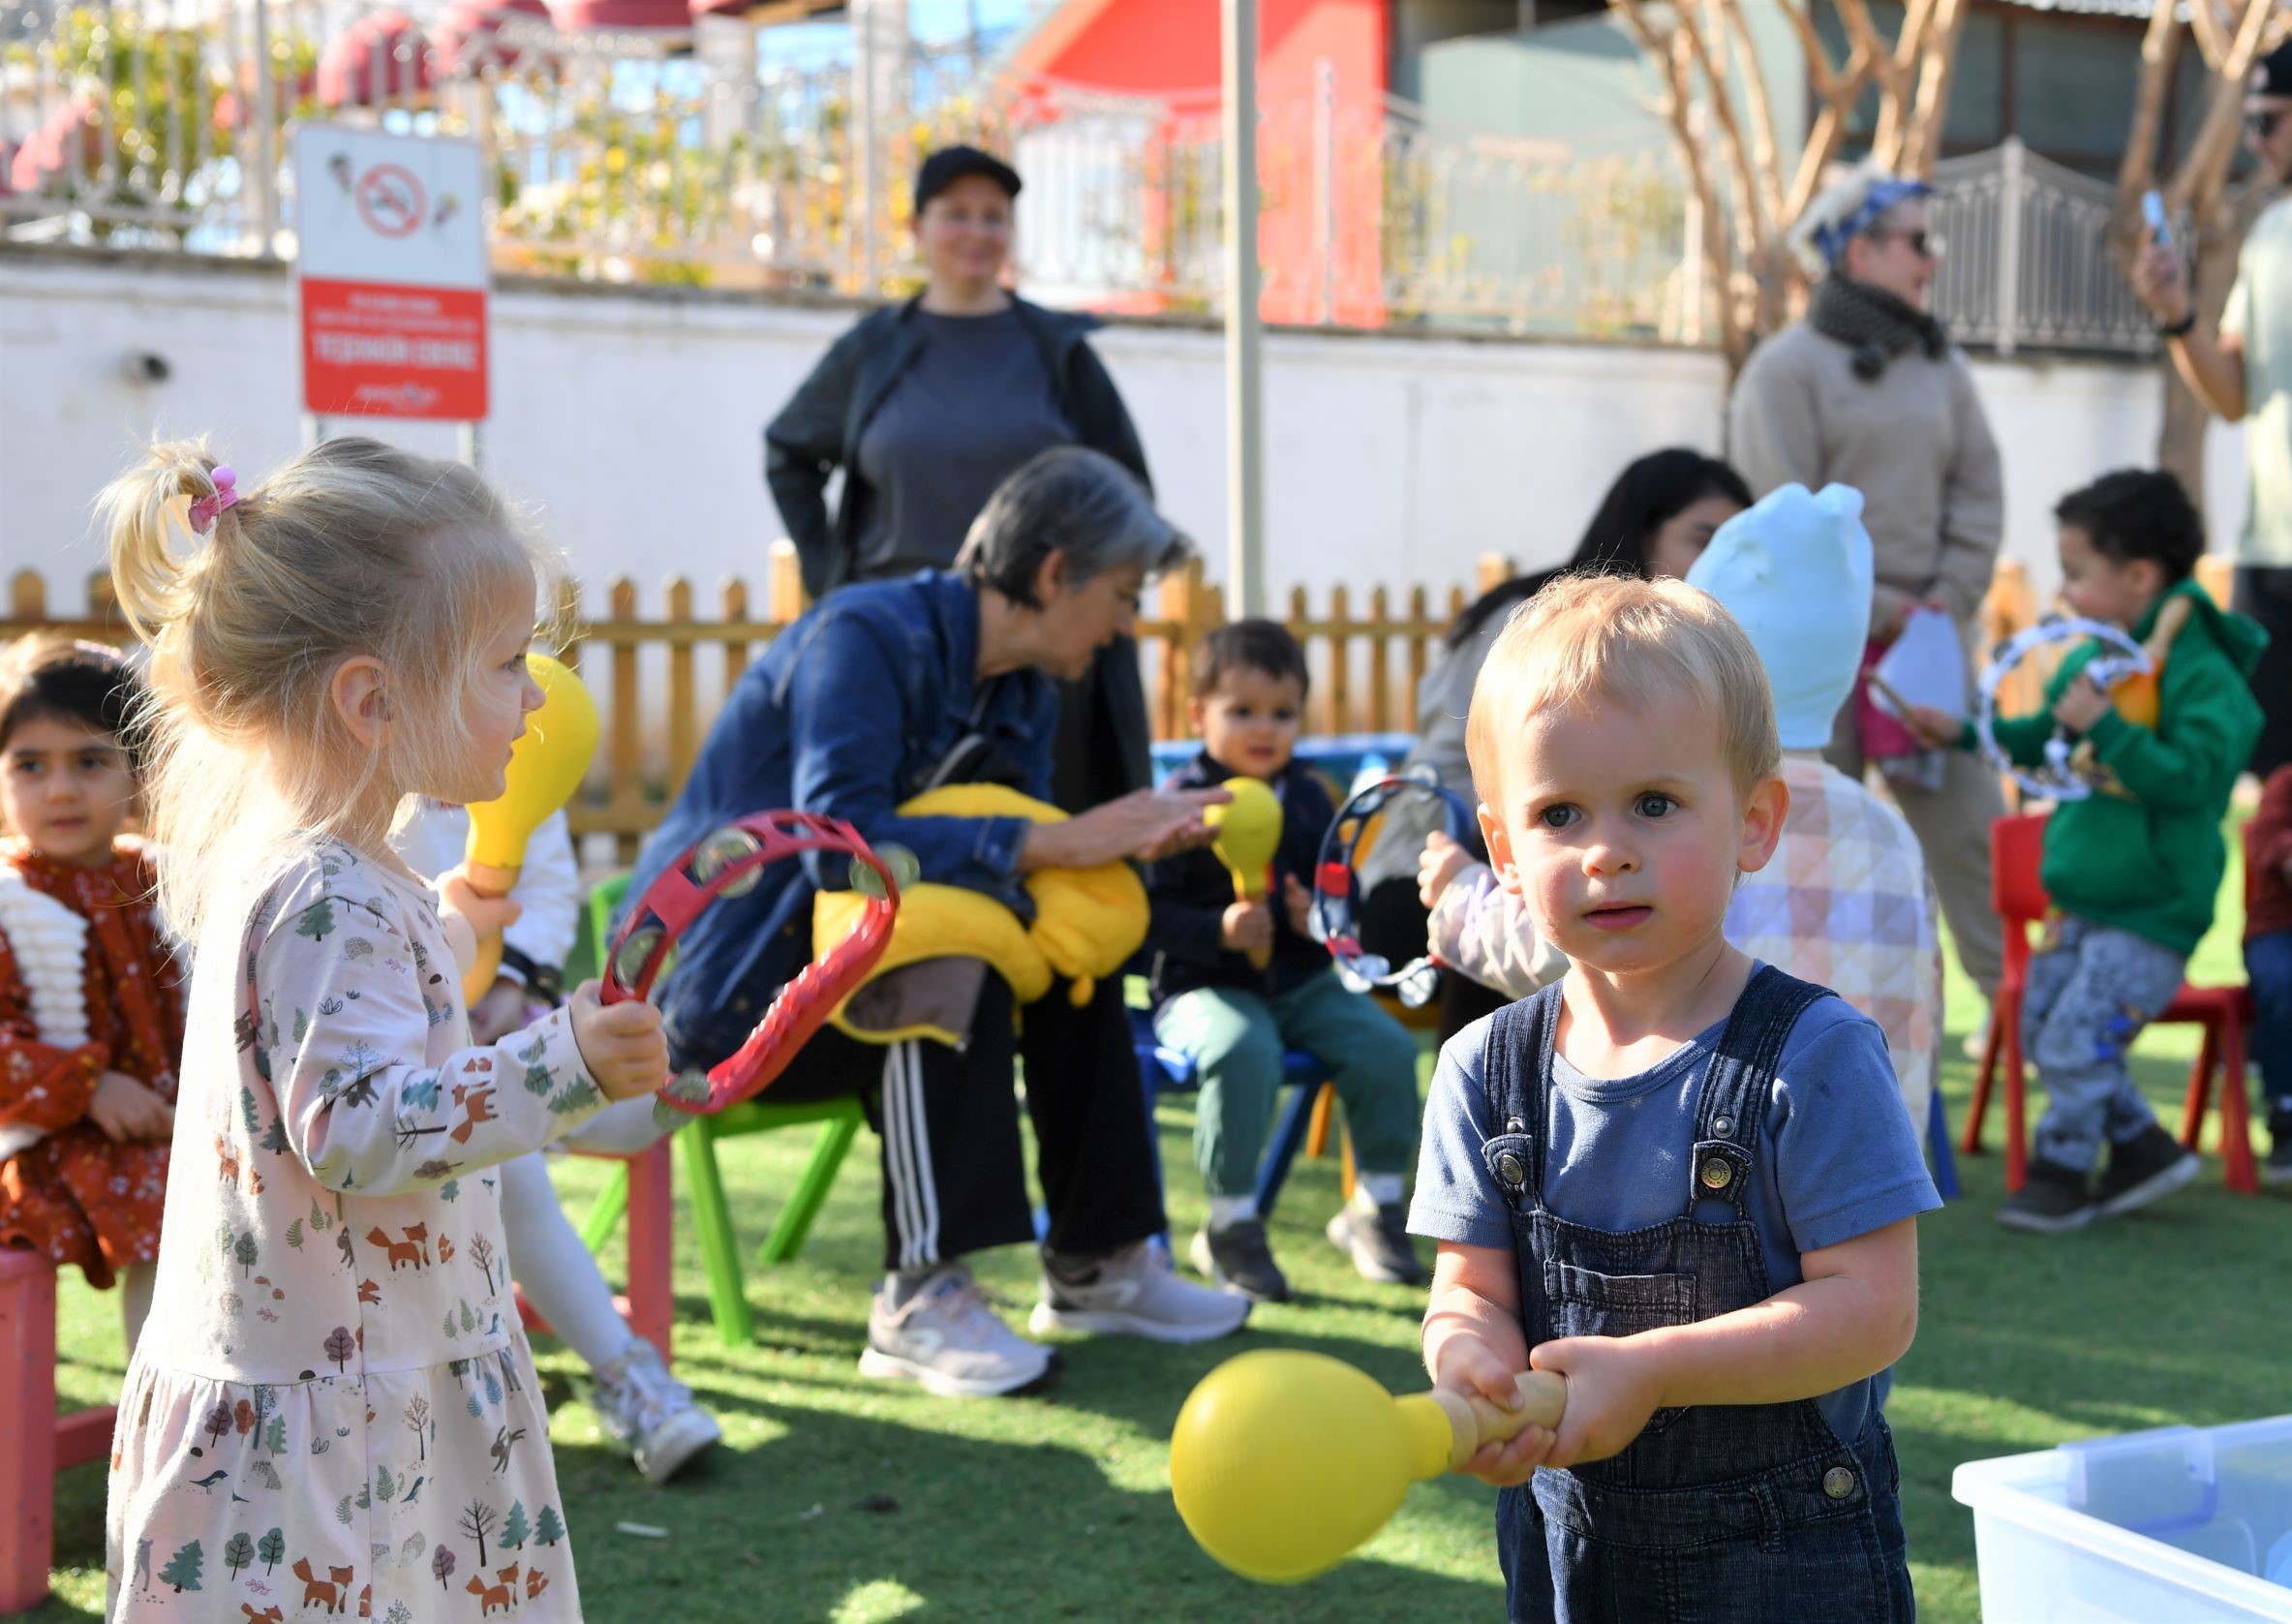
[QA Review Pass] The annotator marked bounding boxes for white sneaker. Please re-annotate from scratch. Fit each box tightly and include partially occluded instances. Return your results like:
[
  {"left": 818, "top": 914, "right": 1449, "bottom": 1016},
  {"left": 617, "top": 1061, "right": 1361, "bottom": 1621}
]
[
  {"left": 1029, "top": 1240, "right": 1252, "bottom": 1343},
  {"left": 858, "top": 1264, "right": 1061, "bottom": 1398},
  {"left": 594, "top": 1339, "right": 722, "bottom": 1484}
]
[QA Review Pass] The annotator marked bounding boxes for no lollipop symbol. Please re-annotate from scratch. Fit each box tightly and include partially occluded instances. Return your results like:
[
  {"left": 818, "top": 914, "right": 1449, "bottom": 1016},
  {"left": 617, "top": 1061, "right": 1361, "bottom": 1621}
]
[{"left": 354, "top": 163, "right": 426, "bottom": 239}]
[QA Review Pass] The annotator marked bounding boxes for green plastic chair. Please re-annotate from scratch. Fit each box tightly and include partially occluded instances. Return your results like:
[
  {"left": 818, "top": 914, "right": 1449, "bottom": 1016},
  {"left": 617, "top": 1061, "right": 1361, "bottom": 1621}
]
[{"left": 572, "top": 873, "right": 865, "bottom": 1347}]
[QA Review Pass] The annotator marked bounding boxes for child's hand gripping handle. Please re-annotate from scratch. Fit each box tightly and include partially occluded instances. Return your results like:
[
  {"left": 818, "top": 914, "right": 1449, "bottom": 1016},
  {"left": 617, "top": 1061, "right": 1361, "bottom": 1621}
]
[
  {"left": 1207, "top": 777, "right": 1283, "bottom": 972},
  {"left": 1428, "top": 1372, "right": 1570, "bottom": 1469}
]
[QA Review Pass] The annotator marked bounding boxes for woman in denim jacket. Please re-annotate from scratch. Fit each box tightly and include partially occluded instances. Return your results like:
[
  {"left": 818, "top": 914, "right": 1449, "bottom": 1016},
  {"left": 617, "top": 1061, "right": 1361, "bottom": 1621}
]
[{"left": 632, "top": 447, "right": 1250, "bottom": 1397}]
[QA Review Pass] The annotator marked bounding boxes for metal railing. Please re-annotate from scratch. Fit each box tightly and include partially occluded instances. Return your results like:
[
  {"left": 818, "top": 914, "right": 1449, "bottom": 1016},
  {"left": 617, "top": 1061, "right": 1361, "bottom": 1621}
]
[
  {"left": 1928, "top": 138, "right": 2160, "bottom": 357},
  {"left": 0, "top": 2, "right": 2160, "bottom": 353}
]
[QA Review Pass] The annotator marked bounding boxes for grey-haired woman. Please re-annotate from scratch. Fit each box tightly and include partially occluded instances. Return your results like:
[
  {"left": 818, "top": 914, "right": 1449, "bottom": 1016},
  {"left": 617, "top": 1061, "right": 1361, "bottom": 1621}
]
[{"left": 630, "top": 446, "right": 1250, "bottom": 1402}]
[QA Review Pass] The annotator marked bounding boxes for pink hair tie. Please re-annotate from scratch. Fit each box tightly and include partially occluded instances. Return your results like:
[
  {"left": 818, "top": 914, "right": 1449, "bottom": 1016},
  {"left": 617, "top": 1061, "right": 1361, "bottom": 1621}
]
[{"left": 187, "top": 465, "right": 238, "bottom": 536}]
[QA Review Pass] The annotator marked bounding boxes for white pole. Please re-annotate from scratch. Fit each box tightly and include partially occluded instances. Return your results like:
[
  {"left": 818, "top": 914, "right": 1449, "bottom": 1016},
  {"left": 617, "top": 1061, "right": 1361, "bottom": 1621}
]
[
  {"left": 250, "top": 0, "right": 278, "bottom": 253},
  {"left": 1995, "top": 137, "right": 2024, "bottom": 359},
  {"left": 1222, "top": 0, "right": 1266, "bottom": 618}
]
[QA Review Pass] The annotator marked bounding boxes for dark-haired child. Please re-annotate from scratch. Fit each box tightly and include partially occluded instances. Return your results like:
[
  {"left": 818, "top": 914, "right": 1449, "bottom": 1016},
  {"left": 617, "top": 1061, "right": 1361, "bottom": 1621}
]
[
  {"left": 1146, "top": 619, "right": 1426, "bottom": 1302},
  {"left": 1910, "top": 470, "right": 2266, "bottom": 1232},
  {"left": 0, "top": 637, "right": 182, "bottom": 1352}
]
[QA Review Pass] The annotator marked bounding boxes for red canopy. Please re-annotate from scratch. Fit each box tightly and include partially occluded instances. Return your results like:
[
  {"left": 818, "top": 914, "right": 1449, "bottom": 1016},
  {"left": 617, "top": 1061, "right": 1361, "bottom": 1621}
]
[
  {"left": 433, "top": 0, "right": 554, "bottom": 77},
  {"left": 547, "top": 0, "right": 691, "bottom": 29},
  {"left": 317, "top": 10, "right": 436, "bottom": 107}
]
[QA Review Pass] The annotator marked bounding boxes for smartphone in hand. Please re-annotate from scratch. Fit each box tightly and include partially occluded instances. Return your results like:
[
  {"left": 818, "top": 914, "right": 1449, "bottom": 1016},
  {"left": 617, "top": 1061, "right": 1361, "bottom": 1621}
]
[{"left": 2143, "top": 190, "right": 2171, "bottom": 249}]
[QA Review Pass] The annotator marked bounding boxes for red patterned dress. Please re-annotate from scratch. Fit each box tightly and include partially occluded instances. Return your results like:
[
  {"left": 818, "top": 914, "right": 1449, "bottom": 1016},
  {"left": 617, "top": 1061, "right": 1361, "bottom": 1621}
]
[{"left": 0, "top": 839, "right": 185, "bottom": 1288}]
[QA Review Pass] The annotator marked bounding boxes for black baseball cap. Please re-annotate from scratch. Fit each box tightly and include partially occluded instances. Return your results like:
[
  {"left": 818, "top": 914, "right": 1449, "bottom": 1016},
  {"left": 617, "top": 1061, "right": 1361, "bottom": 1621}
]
[
  {"left": 914, "top": 144, "right": 1022, "bottom": 215},
  {"left": 2254, "top": 40, "right": 2292, "bottom": 100}
]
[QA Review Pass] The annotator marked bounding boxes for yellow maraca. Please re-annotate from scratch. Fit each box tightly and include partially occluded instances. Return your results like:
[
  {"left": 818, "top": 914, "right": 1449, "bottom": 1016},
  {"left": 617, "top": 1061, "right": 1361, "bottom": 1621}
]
[
  {"left": 1203, "top": 777, "right": 1281, "bottom": 970},
  {"left": 1170, "top": 1348, "right": 1567, "bottom": 1584},
  {"left": 459, "top": 654, "right": 600, "bottom": 1004}
]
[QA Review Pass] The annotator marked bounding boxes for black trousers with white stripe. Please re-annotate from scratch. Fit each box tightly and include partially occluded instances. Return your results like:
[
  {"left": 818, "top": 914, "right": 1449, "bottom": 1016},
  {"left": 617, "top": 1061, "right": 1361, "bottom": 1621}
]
[{"left": 765, "top": 972, "right": 1168, "bottom": 1272}]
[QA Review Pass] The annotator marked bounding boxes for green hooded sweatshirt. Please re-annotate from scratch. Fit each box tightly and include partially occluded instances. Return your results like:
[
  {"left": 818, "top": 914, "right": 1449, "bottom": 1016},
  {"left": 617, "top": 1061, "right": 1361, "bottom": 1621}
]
[{"left": 1972, "top": 578, "right": 2266, "bottom": 955}]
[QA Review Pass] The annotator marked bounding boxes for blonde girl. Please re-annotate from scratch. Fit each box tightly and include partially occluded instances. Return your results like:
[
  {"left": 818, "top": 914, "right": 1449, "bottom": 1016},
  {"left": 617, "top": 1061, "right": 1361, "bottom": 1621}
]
[{"left": 99, "top": 437, "right": 666, "bottom": 1622}]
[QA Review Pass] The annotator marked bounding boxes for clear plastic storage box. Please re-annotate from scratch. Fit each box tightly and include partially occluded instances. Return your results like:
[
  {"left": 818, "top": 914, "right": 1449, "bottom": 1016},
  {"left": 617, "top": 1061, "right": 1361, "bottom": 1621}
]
[{"left": 1952, "top": 1417, "right": 2292, "bottom": 1622}]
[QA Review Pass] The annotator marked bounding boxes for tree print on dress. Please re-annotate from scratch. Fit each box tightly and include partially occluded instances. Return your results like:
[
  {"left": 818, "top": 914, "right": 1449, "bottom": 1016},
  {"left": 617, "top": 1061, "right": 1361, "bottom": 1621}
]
[
  {"left": 157, "top": 1540, "right": 202, "bottom": 1593},
  {"left": 458, "top": 1499, "right": 499, "bottom": 1566}
]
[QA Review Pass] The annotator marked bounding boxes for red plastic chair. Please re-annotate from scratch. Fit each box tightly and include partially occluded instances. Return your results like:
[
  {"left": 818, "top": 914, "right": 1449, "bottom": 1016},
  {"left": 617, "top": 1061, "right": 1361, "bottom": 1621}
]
[
  {"left": 0, "top": 1248, "right": 116, "bottom": 1613},
  {"left": 1961, "top": 811, "right": 2257, "bottom": 1194},
  {"left": 513, "top": 1138, "right": 675, "bottom": 1366}
]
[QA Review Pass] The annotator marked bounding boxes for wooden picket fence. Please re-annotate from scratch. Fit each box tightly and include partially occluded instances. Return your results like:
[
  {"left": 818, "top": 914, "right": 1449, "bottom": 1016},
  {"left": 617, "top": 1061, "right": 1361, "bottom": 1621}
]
[{"left": 3, "top": 548, "right": 2234, "bottom": 863}]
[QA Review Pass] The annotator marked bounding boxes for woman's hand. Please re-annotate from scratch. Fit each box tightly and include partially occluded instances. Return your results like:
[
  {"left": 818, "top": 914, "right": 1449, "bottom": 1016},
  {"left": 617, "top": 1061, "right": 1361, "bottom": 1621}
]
[
  {"left": 1021, "top": 786, "right": 1230, "bottom": 872},
  {"left": 1419, "top": 830, "right": 1473, "bottom": 909},
  {"left": 88, "top": 1071, "right": 174, "bottom": 1143}
]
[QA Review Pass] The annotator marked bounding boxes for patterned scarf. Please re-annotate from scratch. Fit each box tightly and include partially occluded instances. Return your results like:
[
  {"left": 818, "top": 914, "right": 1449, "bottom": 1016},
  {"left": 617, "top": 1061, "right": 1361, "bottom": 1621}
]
[{"left": 1808, "top": 275, "right": 1949, "bottom": 383}]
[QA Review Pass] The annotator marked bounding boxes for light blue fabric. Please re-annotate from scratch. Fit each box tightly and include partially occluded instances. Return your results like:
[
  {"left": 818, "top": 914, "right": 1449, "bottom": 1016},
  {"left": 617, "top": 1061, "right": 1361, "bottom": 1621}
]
[
  {"left": 1409, "top": 983, "right": 1940, "bottom": 1443},
  {"left": 1688, "top": 482, "right": 1876, "bottom": 750}
]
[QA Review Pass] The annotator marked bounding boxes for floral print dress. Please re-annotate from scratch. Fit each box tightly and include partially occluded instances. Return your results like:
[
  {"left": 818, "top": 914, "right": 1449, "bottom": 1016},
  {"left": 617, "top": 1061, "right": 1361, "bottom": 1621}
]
[
  {"left": 0, "top": 840, "right": 185, "bottom": 1288},
  {"left": 107, "top": 840, "right": 608, "bottom": 1622}
]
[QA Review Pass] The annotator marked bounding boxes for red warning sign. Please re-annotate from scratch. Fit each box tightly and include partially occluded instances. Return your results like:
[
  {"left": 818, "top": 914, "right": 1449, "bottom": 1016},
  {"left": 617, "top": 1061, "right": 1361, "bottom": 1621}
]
[
  {"left": 299, "top": 279, "right": 487, "bottom": 419},
  {"left": 294, "top": 126, "right": 488, "bottom": 421}
]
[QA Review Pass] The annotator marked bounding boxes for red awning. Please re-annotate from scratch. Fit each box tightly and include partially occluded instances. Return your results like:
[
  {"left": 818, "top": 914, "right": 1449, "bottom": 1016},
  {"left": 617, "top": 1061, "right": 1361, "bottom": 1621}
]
[
  {"left": 433, "top": 0, "right": 555, "bottom": 77},
  {"left": 547, "top": 0, "right": 691, "bottom": 30},
  {"left": 317, "top": 10, "right": 437, "bottom": 107}
]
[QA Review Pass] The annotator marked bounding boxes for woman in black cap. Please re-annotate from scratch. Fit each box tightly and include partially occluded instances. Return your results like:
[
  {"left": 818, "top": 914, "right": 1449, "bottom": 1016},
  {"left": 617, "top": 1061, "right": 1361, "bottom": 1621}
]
[{"left": 765, "top": 144, "right": 1157, "bottom": 812}]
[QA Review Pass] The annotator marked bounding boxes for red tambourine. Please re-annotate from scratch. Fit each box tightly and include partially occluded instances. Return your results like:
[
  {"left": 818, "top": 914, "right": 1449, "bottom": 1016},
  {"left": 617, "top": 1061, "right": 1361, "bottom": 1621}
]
[{"left": 604, "top": 811, "right": 901, "bottom": 1117}]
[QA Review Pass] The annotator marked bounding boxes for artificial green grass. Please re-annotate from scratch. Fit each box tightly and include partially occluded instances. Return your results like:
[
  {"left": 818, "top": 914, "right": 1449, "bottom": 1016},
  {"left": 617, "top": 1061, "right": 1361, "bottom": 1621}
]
[{"left": 27, "top": 838, "right": 2292, "bottom": 1622}]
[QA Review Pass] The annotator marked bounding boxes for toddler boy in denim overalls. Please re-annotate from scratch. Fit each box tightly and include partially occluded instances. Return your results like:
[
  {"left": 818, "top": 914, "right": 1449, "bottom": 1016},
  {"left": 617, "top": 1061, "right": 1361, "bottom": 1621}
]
[{"left": 1409, "top": 574, "right": 1941, "bottom": 1623}]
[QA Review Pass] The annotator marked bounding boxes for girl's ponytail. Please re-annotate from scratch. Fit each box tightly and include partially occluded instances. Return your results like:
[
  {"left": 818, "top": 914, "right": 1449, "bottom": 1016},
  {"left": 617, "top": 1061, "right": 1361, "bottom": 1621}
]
[{"left": 99, "top": 439, "right": 227, "bottom": 644}]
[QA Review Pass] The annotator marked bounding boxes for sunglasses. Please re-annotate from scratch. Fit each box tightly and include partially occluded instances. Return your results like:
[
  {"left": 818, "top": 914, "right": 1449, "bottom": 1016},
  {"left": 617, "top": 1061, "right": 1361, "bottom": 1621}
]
[
  {"left": 2247, "top": 107, "right": 2286, "bottom": 141},
  {"left": 1871, "top": 227, "right": 1944, "bottom": 260}
]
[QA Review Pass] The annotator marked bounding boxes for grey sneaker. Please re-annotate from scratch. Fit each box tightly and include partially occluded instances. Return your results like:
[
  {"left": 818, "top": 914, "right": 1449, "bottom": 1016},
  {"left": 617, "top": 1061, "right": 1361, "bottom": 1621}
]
[
  {"left": 1030, "top": 1240, "right": 1252, "bottom": 1342},
  {"left": 1326, "top": 1202, "right": 1429, "bottom": 1286},
  {"left": 2093, "top": 1123, "right": 2201, "bottom": 1217},
  {"left": 2265, "top": 1109, "right": 2292, "bottom": 1186},
  {"left": 594, "top": 1339, "right": 722, "bottom": 1484},
  {"left": 858, "top": 1264, "right": 1061, "bottom": 1398},
  {"left": 1187, "top": 1220, "right": 1291, "bottom": 1302}
]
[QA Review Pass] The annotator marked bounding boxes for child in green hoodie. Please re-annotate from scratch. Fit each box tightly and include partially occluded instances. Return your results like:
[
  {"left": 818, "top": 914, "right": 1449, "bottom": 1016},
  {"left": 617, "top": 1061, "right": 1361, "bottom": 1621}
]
[{"left": 1911, "top": 471, "right": 2266, "bottom": 1234}]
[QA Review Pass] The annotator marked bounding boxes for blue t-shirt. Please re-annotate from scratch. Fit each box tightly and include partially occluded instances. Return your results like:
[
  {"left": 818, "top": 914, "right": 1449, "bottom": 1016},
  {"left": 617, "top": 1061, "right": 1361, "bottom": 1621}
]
[{"left": 1408, "top": 979, "right": 1941, "bottom": 1444}]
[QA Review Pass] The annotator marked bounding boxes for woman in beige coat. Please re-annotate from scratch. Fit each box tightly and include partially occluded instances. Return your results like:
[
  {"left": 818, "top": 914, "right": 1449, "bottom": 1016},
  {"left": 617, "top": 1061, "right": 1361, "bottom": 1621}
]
[{"left": 1728, "top": 166, "right": 2005, "bottom": 1012}]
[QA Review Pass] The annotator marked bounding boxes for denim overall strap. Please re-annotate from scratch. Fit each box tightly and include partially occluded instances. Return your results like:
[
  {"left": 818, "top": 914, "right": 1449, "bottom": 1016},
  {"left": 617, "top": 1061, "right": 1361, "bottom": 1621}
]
[
  {"left": 1481, "top": 983, "right": 1566, "bottom": 1206},
  {"left": 1683, "top": 966, "right": 1835, "bottom": 1217}
]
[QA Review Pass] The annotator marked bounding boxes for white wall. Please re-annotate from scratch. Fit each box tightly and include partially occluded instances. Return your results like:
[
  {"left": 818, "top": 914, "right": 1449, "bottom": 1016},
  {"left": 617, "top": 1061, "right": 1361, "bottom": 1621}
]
[{"left": 0, "top": 246, "right": 2252, "bottom": 624}]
